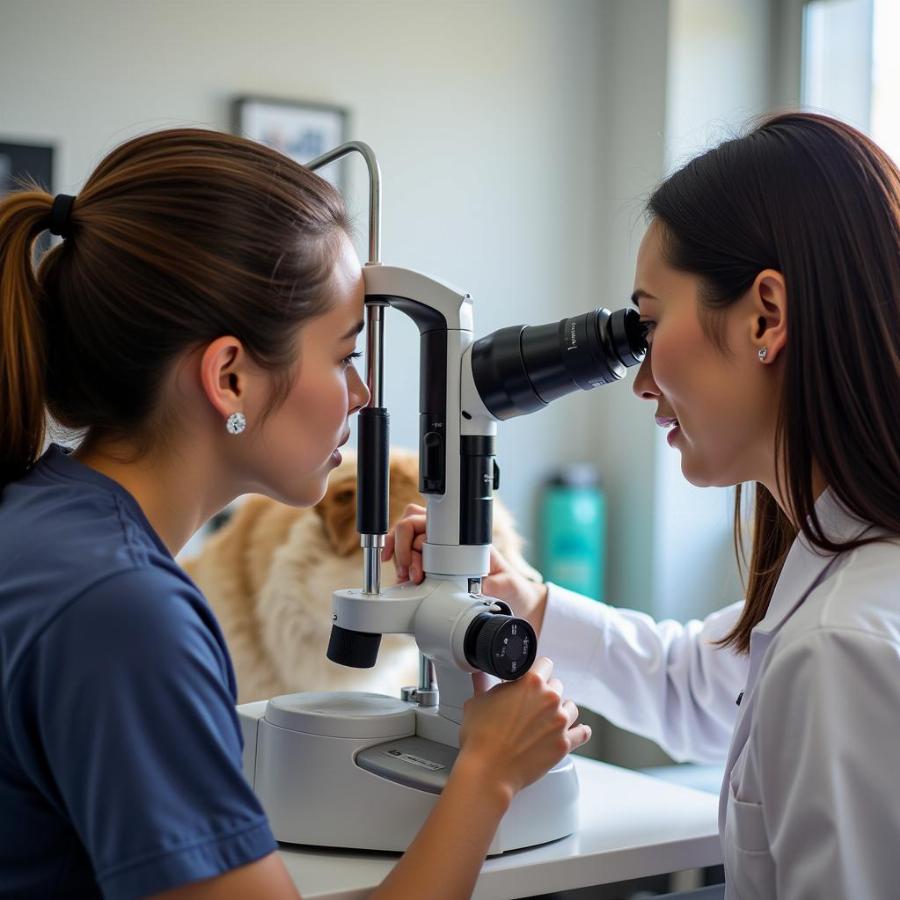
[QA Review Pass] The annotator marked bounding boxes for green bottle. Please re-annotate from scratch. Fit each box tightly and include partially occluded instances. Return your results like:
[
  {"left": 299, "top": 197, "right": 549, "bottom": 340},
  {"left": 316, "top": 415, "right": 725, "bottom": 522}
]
[{"left": 540, "top": 465, "right": 605, "bottom": 601}]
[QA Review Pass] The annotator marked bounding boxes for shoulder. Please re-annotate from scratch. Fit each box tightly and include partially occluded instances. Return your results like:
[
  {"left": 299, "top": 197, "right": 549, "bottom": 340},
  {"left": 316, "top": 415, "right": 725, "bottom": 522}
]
[
  {"left": 761, "top": 542, "right": 900, "bottom": 714},
  {"left": 15, "top": 566, "right": 233, "bottom": 698},
  {"left": 60, "top": 566, "right": 227, "bottom": 663},
  {"left": 65, "top": 564, "right": 214, "bottom": 628},
  {"left": 779, "top": 536, "right": 900, "bottom": 648},
  {"left": 758, "top": 537, "right": 900, "bottom": 704}
]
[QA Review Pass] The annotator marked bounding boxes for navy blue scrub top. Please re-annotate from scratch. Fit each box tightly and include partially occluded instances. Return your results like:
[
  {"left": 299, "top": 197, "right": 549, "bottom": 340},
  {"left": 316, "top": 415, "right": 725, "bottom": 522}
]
[{"left": 0, "top": 445, "right": 276, "bottom": 899}]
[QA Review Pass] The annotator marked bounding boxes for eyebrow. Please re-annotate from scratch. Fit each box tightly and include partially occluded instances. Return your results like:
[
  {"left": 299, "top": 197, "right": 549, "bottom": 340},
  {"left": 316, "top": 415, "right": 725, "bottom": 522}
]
[
  {"left": 340, "top": 320, "right": 365, "bottom": 340},
  {"left": 630, "top": 289, "right": 658, "bottom": 308}
]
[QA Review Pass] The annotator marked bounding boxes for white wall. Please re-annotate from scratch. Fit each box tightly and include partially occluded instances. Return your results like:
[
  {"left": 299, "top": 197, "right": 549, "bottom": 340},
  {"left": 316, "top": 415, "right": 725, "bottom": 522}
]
[{"left": 0, "top": 0, "right": 606, "bottom": 552}]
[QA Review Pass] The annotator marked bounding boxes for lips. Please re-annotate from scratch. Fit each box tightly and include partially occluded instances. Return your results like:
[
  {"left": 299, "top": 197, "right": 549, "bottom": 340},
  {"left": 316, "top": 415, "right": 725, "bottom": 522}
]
[{"left": 655, "top": 415, "right": 679, "bottom": 429}]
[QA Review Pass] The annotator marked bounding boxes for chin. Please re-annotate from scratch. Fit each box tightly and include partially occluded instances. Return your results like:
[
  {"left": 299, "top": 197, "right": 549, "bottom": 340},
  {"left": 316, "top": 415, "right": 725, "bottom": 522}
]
[
  {"left": 308, "top": 480, "right": 330, "bottom": 506},
  {"left": 680, "top": 457, "right": 743, "bottom": 489},
  {"left": 265, "top": 476, "right": 329, "bottom": 509},
  {"left": 681, "top": 469, "right": 714, "bottom": 489}
]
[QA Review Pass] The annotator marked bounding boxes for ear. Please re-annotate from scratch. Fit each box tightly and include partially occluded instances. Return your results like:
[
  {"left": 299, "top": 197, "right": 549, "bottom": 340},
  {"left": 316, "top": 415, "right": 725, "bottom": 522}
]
[
  {"left": 198, "top": 336, "right": 250, "bottom": 422},
  {"left": 748, "top": 269, "right": 787, "bottom": 364},
  {"left": 314, "top": 472, "right": 359, "bottom": 557}
]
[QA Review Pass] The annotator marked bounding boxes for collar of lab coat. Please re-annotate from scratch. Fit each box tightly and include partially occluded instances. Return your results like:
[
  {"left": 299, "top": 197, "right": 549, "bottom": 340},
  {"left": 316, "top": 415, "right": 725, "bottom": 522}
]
[{"left": 751, "top": 487, "right": 871, "bottom": 637}]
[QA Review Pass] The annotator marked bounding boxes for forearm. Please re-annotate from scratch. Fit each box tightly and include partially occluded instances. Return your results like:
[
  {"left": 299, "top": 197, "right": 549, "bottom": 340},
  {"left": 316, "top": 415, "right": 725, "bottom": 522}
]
[
  {"left": 368, "top": 754, "right": 511, "bottom": 900},
  {"left": 539, "top": 585, "right": 746, "bottom": 762}
]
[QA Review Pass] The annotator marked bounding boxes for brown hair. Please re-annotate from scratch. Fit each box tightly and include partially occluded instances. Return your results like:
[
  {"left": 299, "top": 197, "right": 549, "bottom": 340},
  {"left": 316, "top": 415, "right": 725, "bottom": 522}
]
[
  {"left": 647, "top": 112, "right": 900, "bottom": 652},
  {"left": 0, "top": 128, "right": 351, "bottom": 490}
]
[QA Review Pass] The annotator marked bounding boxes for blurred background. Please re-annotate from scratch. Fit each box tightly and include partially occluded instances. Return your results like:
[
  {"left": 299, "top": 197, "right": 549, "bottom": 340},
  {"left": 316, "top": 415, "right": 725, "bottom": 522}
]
[{"left": 2, "top": 0, "right": 894, "bottom": 771}]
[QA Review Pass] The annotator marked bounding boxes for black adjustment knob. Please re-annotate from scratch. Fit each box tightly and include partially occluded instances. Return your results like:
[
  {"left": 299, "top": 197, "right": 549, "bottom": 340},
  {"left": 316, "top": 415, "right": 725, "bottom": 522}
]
[
  {"left": 492, "top": 460, "right": 501, "bottom": 491},
  {"left": 463, "top": 613, "right": 536, "bottom": 680}
]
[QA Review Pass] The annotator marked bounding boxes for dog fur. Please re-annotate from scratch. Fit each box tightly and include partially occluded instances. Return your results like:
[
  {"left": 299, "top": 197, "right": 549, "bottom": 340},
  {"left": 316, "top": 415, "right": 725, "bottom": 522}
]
[{"left": 182, "top": 449, "right": 541, "bottom": 703}]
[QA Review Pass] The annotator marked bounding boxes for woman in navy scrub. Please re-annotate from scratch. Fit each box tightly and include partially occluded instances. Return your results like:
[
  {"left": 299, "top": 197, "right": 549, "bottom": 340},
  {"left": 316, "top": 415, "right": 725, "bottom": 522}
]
[
  {"left": 0, "top": 129, "right": 591, "bottom": 899},
  {"left": 390, "top": 112, "right": 900, "bottom": 898}
]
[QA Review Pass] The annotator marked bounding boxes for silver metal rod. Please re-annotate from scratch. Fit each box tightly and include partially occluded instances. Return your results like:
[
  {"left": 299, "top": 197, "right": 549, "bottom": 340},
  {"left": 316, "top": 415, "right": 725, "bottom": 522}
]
[
  {"left": 305, "top": 140, "right": 382, "bottom": 265},
  {"left": 362, "top": 534, "right": 385, "bottom": 595},
  {"left": 309, "top": 142, "right": 387, "bottom": 598},
  {"left": 363, "top": 549, "right": 380, "bottom": 595},
  {"left": 358, "top": 255, "right": 387, "bottom": 594},
  {"left": 366, "top": 304, "right": 385, "bottom": 408}
]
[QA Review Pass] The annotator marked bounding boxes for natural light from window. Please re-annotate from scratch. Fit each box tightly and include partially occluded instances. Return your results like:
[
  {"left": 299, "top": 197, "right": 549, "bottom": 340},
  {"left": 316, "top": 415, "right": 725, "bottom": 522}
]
[{"left": 871, "top": 0, "right": 899, "bottom": 161}]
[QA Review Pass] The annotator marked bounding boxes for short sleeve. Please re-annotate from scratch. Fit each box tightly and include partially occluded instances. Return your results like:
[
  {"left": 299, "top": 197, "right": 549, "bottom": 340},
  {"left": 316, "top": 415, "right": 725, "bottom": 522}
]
[{"left": 7, "top": 568, "right": 276, "bottom": 900}]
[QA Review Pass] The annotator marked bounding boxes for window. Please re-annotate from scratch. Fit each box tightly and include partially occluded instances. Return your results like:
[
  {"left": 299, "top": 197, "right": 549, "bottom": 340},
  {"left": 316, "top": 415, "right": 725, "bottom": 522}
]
[
  {"left": 871, "top": 0, "right": 900, "bottom": 160},
  {"left": 802, "top": 0, "right": 899, "bottom": 161},
  {"left": 802, "top": 0, "right": 873, "bottom": 130}
]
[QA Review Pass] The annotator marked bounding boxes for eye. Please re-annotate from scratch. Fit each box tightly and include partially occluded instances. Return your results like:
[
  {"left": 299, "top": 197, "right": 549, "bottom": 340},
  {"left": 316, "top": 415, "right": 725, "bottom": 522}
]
[
  {"left": 639, "top": 319, "right": 656, "bottom": 344},
  {"left": 341, "top": 350, "right": 362, "bottom": 370}
]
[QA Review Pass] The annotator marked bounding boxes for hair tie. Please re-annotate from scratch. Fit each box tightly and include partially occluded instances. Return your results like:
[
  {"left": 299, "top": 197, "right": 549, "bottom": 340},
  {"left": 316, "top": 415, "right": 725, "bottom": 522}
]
[{"left": 48, "top": 194, "right": 76, "bottom": 239}]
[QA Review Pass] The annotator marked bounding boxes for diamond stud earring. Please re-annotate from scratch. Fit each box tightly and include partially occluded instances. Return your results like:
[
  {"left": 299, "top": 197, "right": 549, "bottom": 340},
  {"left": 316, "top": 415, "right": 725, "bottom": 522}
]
[
  {"left": 758, "top": 347, "right": 768, "bottom": 363},
  {"left": 226, "top": 412, "right": 247, "bottom": 435}
]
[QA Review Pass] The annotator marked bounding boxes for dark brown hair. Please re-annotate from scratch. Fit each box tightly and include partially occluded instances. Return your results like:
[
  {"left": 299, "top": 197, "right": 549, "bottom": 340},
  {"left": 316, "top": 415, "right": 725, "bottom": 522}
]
[
  {"left": 0, "top": 128, "right": 350, "bottom": 489},
  {"left": 647, "top": 112, "right": 900, "bottom": 653}
]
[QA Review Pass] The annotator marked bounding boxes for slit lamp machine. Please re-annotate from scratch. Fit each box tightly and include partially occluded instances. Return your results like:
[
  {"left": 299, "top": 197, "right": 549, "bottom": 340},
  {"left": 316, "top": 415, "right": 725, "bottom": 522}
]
[{"left": 237, "top": 142, "right": 647, "bottom": 854}]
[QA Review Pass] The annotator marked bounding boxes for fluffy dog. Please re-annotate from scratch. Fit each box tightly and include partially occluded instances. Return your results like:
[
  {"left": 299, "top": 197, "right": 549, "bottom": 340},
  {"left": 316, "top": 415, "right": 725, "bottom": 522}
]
[{"left": 182, "top": 449, "right": 541, "bottom": 703}]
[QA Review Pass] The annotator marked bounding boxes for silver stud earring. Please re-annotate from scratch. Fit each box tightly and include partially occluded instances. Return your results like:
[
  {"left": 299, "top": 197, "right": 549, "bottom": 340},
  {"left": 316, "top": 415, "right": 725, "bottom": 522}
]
[
  {"left": 758, "top": 347, "right": 768, "bottom": 363},
  {"left": 226, "top": 412, "right": 246, "bottom": 435}
]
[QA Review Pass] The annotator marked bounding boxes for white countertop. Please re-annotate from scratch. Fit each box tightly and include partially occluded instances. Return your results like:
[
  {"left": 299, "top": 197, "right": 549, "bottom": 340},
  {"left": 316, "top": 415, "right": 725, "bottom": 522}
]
[{"left": 278, "top": 755, "right": 722, "bottom": 899}]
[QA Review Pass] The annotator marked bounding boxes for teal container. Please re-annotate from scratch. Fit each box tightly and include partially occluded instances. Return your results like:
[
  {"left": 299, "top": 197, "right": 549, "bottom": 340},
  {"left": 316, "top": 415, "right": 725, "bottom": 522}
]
[{"left": 540, "top": 465, "right": 605, "bottom": 600}]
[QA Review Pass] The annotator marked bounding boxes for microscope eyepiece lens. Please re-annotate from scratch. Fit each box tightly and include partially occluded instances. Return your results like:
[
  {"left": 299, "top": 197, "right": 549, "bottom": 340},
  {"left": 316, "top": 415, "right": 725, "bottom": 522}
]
[
  {"left": 610, "top": 306, "right": 647, "bottom": 367},
  {"left": 327, "top": 624, "right": 382, "bottom": 668}
]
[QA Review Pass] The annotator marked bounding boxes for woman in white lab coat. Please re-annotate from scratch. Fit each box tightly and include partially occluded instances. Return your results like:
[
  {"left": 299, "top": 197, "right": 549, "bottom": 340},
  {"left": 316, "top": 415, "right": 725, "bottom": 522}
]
[{"left": 387, "top": 111, "right": 900, "bottom": 899}]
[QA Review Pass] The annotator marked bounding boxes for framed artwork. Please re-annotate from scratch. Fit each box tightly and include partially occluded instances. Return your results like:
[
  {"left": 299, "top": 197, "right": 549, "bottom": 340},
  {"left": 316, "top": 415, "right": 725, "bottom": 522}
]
[
  {"left": 231, "top": 95, "right": 349, "bottom": 191},
  {"left": 0, "top": 140, "right": 54, "bottom": 256}
]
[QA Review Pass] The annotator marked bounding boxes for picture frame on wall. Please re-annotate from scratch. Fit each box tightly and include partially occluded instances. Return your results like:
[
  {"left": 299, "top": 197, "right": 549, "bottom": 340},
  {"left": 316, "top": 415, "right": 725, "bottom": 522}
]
[
  {"left": 231, "top": 95, "right": 349, "bottom": 191},
  {"left": 0, "top": 140, "right": 54, "bottom": 256}
]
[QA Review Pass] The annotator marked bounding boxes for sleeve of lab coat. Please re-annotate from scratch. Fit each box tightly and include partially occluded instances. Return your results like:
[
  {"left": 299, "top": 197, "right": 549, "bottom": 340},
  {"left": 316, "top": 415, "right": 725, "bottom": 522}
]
[
  {"left": 539, "top": 583, "right": 748, "bottom": 763},
  {"left": 753, "top": 628, "right": 900, "bottom": 900}
]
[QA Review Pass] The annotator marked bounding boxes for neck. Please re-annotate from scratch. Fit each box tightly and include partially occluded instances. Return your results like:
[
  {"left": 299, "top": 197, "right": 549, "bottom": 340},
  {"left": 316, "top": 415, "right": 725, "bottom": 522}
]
[
  {"left": 73, "top": 435, "right": 235, "bottom": 556},
  {"left": 762, "top": 464, "right": 829, "bottom": 529}
]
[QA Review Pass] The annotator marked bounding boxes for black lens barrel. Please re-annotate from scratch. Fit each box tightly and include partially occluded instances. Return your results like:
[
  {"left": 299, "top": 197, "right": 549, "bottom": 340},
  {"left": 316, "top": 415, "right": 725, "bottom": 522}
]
[{"left": 471, "top": 306, "right": 646, "bottom": 421}]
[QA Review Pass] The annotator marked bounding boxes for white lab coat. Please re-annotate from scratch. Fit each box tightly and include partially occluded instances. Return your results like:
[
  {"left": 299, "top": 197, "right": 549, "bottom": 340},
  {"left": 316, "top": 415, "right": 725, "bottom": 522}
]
[{"left": 539, "top": 489, "right": 900, "bottom": 899}]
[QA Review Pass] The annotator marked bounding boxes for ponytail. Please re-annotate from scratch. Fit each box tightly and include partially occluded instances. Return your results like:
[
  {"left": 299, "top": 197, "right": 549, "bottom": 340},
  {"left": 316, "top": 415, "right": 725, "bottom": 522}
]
[{"left": 0, "top": 188, "right": 55, "bottom": 489}]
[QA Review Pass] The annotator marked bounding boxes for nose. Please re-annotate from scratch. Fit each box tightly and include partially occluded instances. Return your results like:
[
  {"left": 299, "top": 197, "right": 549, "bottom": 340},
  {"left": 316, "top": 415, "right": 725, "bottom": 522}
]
[
  {"left": 632, "top": 352, "right": 659, "bottom": 401},
  {"left": 348, "top": 364, "right": 371, "bottom": 415}
]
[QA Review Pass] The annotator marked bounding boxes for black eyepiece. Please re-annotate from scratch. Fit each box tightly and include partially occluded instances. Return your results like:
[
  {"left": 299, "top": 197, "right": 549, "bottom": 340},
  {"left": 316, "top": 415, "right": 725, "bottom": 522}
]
[
  {"left": 471, "top": 306, "right": 647, "bottom": 420},
  {"left": 326, "top": 624, "right": 382, "bottom": 668}
]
